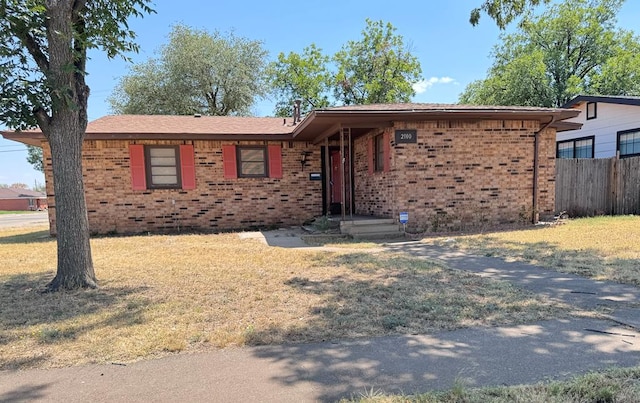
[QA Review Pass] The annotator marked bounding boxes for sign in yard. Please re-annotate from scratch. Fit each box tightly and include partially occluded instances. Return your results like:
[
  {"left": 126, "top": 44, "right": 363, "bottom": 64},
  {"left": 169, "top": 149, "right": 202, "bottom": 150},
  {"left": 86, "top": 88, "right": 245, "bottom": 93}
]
[
  {"left": 399, "top": 212, "right": 409, "bottom": 224},
  {"left": 394, "top": 129, "right": 417, "bottom": 144}
]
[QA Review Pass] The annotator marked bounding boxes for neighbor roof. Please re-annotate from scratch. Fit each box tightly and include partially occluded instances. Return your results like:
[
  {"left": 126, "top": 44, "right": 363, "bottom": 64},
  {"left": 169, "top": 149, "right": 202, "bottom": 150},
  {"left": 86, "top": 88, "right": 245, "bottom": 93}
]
[
  {"left": 2, "top": 103, "right": 581, "bottom": 145},
  {"left": 0, "top": 188, "right": 46, "bottom": 199},
  {"left": 563, "top": 95, "right": 640, "bottom": 108}
]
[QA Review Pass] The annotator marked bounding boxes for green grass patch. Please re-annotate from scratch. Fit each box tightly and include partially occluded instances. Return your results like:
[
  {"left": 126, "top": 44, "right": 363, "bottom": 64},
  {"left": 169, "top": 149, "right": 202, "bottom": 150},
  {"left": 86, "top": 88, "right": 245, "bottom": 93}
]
[{"left": 342, "top": 366, "right": 640, "bottom": 402}]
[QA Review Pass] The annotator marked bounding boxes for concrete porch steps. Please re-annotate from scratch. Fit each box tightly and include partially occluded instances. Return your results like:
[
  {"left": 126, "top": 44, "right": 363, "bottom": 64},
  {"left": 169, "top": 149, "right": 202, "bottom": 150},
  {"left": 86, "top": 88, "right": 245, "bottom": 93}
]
[{"left": 339, "top": 218, "right": 403, "bottom": 239}]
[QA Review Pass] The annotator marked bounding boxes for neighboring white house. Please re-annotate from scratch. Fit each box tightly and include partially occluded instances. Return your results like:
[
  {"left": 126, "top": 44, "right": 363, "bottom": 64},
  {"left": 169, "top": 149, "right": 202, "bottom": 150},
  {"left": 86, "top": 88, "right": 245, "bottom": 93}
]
[{"left": 557, "top": 95, "right": 640, "bottom": 158}]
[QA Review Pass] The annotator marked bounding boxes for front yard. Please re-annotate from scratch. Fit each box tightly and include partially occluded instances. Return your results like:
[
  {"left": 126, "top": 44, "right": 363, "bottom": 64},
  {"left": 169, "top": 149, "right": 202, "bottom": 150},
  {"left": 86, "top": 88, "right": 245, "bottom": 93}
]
[
  {"left": 0, "top": 225, "right": 561, "bottom": 370},
  {"left": 425, "top": 215, "right": 640, "bottom": 286}
]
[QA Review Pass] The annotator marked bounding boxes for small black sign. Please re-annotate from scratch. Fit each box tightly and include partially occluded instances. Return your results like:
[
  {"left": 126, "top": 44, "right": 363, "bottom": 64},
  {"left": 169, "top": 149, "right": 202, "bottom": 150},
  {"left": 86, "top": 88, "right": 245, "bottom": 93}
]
[
  {"left": 395, "top": 129, "right": 417, "bottom": 144},
  {"left": 309, "top": 173, "right": 322, "bottom": 181}
]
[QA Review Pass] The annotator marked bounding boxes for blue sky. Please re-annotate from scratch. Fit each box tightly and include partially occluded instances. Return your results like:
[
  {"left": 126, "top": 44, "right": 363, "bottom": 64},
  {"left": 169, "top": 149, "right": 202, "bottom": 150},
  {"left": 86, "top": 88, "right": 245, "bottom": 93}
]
[{"left": 1, "top": 0, "right": 639, "bottom": 186}]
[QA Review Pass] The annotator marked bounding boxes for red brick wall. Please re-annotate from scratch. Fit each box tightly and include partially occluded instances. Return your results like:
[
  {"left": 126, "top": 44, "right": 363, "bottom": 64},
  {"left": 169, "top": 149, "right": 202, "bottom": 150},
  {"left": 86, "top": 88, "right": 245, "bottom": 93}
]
[
  {"left": 353, "top": 120, "right": 557, "bottom": 232},
  {"left": 43, "top": 140, "right": 322, "bottom": 235},
  {"left": 0, "top": 199, "right": 31, "bottom": 211}
]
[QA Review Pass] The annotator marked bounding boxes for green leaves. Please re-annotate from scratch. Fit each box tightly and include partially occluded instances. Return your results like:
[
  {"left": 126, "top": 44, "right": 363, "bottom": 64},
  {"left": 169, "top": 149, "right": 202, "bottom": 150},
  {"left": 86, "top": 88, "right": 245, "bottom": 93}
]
[
  {"left": 267, "top": 44, "right": 331, "bottom": 117},
  {"left": 267, "top": 19, "right": 422, "bottom": 115},
  {"left": 461, "top": 0, "right": 635, "bottom": 107},
  {"left": 110, "top": 24, "right": 269, "bottom": 116}
]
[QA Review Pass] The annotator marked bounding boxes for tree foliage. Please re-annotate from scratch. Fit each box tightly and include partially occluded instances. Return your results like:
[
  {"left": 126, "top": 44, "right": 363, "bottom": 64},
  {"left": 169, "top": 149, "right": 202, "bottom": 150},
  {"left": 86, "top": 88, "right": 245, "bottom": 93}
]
[
  {"left": 267, "top": 19, "right": 422, "bottom": 116},
  {"left": 110, "top": 24, "right": 269, "bottom": 116},
  {"left": 0, "top": 0, "right": 153, "bottom": 290},
  {"left": 460, "top": 0, "right": 639, "bottom": 107},
  {"left": 267, "top": 44, "right": 332, "bottom": 117},
  {"left": 334, "top": 19, "right": 422, "bottom": 105},
  {"left": 26, "top": 145, "right": 44, "bottom": 173},
  {"left": 470, "top": 0, "right": 551, "bottom": 28}
]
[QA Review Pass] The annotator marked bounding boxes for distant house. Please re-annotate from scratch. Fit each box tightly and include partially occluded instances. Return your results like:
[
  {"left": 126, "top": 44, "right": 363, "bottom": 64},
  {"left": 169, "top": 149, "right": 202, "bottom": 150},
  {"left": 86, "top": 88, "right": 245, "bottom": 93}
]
[
  {"left": 557, "top": 95, "right": 640, "bottom": 158},
  {"left": 2, "top": 103, "right": 578, "bottom": 235},
  {"left": 0, "top": 188, "right": 47, "bottom": 211}
]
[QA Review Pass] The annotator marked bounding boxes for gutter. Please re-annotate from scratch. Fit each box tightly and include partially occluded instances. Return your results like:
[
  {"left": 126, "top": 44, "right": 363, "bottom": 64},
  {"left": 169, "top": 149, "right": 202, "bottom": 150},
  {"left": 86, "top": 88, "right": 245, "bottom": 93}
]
[{"left": 532, "top": 116, "right": 557, "bottom": 224}]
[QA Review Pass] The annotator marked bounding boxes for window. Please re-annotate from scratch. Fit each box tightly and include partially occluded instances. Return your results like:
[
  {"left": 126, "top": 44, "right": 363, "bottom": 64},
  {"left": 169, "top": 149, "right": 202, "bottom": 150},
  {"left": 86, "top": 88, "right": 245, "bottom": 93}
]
[
  {"left": 586, "top": 102, "right": 597, "bottom": 120},
  {"left": 556, "top": 136, "right": 594, "bottom": 159},
  {"left": 129, "top": 144, "right": 196, "bottom": 191},
  {"left": 618, "top": 129, "right": 640, "bottom": 158},
  {"left": 374, "top": 134, "right": 384, "bottom": 172},
  {"left": 146, "top": 146, "right": 181, "bottom": 188},
  {"left": 237, "top": 147, "right": 267, "bottom": 177},
  {"left": 221, "top": 144, "right": 283, "bottom": 179}
]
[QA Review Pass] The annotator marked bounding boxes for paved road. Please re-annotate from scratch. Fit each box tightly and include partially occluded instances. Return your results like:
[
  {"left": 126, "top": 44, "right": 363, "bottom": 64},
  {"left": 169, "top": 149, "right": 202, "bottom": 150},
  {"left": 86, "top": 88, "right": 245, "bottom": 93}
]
[{"left": 0, "top": 211, "right": 49, "bottom": 229}]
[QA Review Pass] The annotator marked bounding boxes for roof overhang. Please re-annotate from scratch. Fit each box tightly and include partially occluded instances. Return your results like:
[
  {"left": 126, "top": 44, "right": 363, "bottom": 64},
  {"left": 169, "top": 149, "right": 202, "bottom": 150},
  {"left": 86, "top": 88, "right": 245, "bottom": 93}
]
[
  {"left": 292, "top": 107, "right": 581, "bottom": 142},
  {"left": 2, "top": 105, "right": 581, "bottom": 146}
]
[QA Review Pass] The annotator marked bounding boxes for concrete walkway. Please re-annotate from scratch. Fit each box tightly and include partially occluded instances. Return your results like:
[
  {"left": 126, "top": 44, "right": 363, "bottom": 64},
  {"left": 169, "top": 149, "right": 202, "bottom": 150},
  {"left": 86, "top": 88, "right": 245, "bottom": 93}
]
[{"left": 1, "top": 234, "right": 639, "bottom": 402}]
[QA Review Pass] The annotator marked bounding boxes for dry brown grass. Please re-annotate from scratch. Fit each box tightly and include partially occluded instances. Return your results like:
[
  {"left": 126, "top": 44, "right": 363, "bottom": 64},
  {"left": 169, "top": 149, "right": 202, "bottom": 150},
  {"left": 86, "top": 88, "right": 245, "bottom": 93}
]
[
  {"left": 425, "top": 216, "right": 640, "bottom": 286},
  {"left": 1, "top": 226, "right": 562, "bottom": 370}
]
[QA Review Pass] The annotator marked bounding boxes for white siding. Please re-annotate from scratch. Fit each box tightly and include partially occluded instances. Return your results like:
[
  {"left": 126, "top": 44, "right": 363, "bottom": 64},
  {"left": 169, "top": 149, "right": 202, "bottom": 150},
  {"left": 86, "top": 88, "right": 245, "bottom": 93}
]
[{"left": 557, "top": 102, "right": 640, "bottom": 158}]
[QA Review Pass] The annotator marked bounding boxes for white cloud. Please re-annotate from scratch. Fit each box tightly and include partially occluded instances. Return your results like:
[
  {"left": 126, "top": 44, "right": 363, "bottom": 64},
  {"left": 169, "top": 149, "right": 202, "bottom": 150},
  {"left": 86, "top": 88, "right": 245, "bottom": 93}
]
[{"left": 413, "top": 77, "right": 458, "bottom": 94}]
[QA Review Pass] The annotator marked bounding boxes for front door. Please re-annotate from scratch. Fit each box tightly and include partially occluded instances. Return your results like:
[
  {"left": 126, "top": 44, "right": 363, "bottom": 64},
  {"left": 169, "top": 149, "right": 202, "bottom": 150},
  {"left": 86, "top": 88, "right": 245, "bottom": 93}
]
[{"left": 329, "top": 148, "right": 351, "bottom": 215}]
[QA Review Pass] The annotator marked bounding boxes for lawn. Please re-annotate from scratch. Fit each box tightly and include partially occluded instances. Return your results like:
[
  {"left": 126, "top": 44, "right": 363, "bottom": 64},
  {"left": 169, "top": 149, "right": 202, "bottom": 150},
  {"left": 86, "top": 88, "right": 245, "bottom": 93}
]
[
  {"left": 0, "top": 210, "right": 39, "bottom": 215},
  {"left": 424, "top": 216, "right": 640, "bottom": 286},
  {"left": 343, "top": 366, "right": 640, "bottom": 403},
  {"left": 0, "top": 226, "right": 562, "bottom": 370}
]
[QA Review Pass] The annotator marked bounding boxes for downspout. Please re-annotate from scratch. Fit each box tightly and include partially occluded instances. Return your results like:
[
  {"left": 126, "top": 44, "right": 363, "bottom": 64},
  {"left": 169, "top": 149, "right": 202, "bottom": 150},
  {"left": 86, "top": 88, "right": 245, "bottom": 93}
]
[{"left": 532, "top": 116, "right": 557, "bottom": 224}]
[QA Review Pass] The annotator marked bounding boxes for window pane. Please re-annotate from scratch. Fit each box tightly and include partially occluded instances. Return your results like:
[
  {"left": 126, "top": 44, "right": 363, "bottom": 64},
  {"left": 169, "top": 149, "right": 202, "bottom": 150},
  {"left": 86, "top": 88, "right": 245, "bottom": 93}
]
[
  {"left": 147, "top": 146, "right": 179, "bottom": 187},
  {"left": 152, "top": 175, "right": 178, "bottom": 185},
  {"left": 557, "top": 142, "right": 574, "bottom": 158},
  {"left": 574, "top": 139, "right": 593, "bottom": 158},
  {"left": 375, "top": 135, "right": 384, "bottom": 171},
  {"left": 240, "top": 148, "right": 264, "bottom": 162},
  {"left": 151, "top": 166, "right": 177, "bottom": 176},
  {"left": 150, "top": 148, "right": 177, "bottom": 158},
  {"left": 620, "top": 132, "right": 640, "bottom": 156},
  {"left": 241, "top": 162, "right": 265, "bottom": 176},
  {"left": 238, "top": 147, "right": 266, "bottom": 177}
]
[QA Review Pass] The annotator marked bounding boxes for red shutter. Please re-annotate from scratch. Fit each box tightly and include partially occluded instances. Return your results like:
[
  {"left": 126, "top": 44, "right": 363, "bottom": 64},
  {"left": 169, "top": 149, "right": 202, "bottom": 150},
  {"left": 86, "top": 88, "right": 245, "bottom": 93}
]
[
  {"left": 180, "top": 144, "right": 196, "bottom": 190},
  {"left": 383, "top": 131, "right": 391, "bottom": 172},
  {"left": 222, "top": 145, "right": 237, "bottom": 179},
  {"left": 368, "top": 137, "right": 374, "bottom": 175},
  {"left": 268, "top": 145, "right": 283, "bottom": 179},
  {"left": 129, "top": 144, "right": 146, "bottom": 190}
]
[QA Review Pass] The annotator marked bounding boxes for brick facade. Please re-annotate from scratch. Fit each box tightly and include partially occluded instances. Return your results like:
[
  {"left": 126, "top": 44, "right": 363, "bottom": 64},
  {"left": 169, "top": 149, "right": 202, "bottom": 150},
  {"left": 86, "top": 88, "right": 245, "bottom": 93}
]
[
  {"left": 43, "top": 139, "right": 322, "bottom": 235},
  {"left": 353, "top": 120, "right": 556, "bottom": 232},
  {"left": 40, "top": 116, "right": 558, "bottom": 236}
]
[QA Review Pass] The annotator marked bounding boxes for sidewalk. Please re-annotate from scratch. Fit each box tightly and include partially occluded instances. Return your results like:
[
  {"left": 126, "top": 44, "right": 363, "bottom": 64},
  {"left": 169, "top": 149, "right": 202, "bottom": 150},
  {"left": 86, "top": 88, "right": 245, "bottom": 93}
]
[{"left": 1, "top": 236, "right": 638, "bottom": 402}]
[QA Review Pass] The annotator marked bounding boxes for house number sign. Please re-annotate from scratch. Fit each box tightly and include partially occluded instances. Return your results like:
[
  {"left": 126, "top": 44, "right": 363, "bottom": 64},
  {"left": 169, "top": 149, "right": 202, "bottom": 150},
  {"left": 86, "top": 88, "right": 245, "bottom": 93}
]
[{"left": 395, "top": 129, "right": 417, "bottom": 144}]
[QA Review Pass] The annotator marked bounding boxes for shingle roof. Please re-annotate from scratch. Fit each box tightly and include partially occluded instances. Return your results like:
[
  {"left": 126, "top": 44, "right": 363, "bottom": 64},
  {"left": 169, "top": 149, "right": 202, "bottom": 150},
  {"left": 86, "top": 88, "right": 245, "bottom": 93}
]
[
  {"left": 0, "top": 188, "right": 46, "bottom": 199},
  {"left": 85, "top": 115, "right": 296, "bottom": 135}
]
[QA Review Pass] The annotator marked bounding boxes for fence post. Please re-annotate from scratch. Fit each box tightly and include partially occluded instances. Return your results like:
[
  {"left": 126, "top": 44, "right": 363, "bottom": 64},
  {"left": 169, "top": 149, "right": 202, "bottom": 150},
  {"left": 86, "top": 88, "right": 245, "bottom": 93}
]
[{"left": 610, "top": 154, "right": 618, "bottom": 215}]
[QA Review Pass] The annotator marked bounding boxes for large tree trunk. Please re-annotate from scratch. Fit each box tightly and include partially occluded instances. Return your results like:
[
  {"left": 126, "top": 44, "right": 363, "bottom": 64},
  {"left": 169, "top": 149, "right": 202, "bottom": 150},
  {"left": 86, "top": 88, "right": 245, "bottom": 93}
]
[
  {"left": 42, "top": 0, "right": 96, "bottom": 291},
  {"left": 47, "top": 121, "right": 96, "bottom": 291}
]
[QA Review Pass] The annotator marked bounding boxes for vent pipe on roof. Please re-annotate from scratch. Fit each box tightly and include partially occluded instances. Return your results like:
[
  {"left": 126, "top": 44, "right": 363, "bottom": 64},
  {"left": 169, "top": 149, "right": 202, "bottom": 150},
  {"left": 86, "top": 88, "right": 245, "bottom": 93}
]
[
  {"left": 292, "top": 100, "right": 302, "bottom": 125},
  {"left": 194, "top": 113, "right": 201, "bottom": 118}
]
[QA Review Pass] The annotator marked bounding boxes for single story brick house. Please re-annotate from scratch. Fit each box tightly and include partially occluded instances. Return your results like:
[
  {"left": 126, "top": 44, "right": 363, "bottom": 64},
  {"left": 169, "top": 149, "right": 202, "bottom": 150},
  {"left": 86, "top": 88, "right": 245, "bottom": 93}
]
[
  {"left": 0, "top": 188, "right": 48, "bottom": 211},
  {"left": 2, "top": 103, "right": 579, "bottom": 235}
]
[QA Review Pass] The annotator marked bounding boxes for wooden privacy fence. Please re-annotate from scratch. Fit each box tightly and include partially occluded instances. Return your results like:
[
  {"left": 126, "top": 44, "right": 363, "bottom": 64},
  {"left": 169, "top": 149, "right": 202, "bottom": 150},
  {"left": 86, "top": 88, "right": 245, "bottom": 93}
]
[{"left": 555, "top": 156, "right": 640, "bottom": 216}]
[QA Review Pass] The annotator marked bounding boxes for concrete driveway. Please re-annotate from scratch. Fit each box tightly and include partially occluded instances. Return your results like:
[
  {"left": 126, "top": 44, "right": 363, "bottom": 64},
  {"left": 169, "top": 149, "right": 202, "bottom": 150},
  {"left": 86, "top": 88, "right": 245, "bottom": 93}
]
[{"left": 0, "top": 211, "right": 49, "bottom": 229}]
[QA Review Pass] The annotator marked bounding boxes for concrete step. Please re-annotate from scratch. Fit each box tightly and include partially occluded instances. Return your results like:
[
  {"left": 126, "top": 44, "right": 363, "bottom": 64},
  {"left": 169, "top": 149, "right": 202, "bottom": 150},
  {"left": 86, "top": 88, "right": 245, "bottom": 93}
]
[
  {"left": 351, "top": 231, "right": 406, "bottom": 240},
  {"left": 342, "top": 224, "right": 402, "bottom": 235}
]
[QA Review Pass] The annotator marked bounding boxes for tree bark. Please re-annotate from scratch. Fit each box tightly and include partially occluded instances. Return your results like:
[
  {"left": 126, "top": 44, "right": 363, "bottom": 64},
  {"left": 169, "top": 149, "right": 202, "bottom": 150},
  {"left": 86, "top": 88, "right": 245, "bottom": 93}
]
[{"left": 42, "top": 0, "right": 96, "bottom": 291}]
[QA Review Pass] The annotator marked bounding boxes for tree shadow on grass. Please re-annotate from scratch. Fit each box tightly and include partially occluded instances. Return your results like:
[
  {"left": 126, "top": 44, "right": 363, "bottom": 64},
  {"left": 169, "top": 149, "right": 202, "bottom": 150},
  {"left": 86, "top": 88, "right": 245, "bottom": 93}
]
[
  {"left": 0, "top": 229, "right": 53, "bottom": 244},
  {"left": 436, "top": 237, "right": 640, "bottom": 287},
  {"left": 0, "top": 272, "right": 150, "bottom": 370},
  {"left": 244, "top": 252, "right": 558, "bottom": 347}
]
